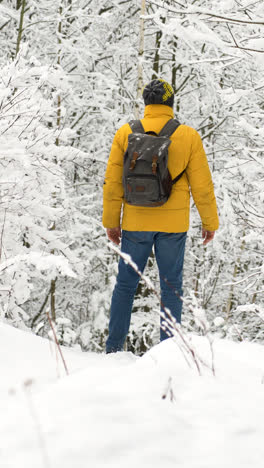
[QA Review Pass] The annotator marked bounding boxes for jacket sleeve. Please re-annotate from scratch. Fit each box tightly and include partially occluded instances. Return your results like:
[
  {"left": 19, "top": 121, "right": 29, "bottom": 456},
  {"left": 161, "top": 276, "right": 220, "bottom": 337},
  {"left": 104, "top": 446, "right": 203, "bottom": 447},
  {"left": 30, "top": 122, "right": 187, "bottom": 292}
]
[
  {"left": 102, "top": 128, "right": 125, "bottom": 228},
  {"left": 186, "top": 130, "right": 219, "bottom": 231}
]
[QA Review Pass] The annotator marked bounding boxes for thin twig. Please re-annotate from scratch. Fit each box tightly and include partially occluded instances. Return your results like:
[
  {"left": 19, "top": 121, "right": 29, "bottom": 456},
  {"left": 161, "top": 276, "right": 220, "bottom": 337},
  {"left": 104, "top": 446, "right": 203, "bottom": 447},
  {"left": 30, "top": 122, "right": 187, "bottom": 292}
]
[
  {"left": 0, "top": 209, "right": 7, "bottom": 262},
  {"left": 23, "top": 379, "right": 51, "bottom": 468},
  {"left": 110, "top": 243, "right": 204, "bottom": 375},
  {"left": 0, "top": 115, "right": 20, "bottom": 136},
  {"left": 223, "top": 270, "right": 260, "bottom": 286},
  {"left": 31, "top": 279, "right": 57, "bottom": 328},
  {"left": 227, "top": 23, "right": 264, "bottom": 53},
  {"left": 162, "top": 376, "right": 175, "bottom": 402},
  {"left": 201, "top": 117, "right": 227, "bottom": 141},
  {"left": 46, "top": 311, "right": 69, "bottom": 376},
  {"left": 159, "top": 275, "right": 216, "bottom": 376},
  {"left": 145, "top": 1, "right": 264, "bottom": 25},
  {"left": 0, "top": 19, "right": 11, "bottom": 32},
  {"left": 161, "top": 308, "right": 202, "bottom": 375}
]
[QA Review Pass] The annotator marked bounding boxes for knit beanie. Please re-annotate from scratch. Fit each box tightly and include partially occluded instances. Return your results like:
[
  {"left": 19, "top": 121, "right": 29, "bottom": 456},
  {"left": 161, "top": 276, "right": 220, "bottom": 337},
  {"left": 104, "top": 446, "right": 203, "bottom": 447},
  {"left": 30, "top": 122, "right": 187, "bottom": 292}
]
[{"left": 142, "top": 79, "right": 174, "bottom": 107}]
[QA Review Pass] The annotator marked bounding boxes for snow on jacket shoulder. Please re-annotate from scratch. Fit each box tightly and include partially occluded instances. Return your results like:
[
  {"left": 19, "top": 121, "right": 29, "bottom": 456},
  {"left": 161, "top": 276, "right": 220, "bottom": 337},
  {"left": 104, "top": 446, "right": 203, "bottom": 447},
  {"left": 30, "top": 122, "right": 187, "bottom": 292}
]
[{"left": 102, "top": 104, "right": 219, "bottom": 233}]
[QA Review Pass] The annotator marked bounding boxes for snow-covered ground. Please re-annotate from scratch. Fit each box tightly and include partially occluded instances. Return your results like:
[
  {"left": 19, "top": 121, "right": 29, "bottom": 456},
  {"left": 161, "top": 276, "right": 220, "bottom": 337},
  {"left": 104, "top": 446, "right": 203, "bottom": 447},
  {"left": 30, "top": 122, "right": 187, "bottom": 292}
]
[{"left": 1, "top": 322, "right": 264, "bottom": 468}]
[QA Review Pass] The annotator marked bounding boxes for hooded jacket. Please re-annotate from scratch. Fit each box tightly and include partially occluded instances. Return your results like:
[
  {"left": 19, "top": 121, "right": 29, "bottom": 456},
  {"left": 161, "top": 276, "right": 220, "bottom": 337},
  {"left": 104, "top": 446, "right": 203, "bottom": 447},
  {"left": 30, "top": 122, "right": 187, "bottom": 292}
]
[{"left": 103, "top": 104, "right": 219, "bottom": 233}]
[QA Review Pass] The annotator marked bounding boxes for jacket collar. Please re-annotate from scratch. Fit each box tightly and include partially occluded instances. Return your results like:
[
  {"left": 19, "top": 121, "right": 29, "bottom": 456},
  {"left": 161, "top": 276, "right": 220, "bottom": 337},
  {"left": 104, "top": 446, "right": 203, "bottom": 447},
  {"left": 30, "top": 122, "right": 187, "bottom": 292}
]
[{"left": 144, "top": 104, "right": 174, "bottom": 118}]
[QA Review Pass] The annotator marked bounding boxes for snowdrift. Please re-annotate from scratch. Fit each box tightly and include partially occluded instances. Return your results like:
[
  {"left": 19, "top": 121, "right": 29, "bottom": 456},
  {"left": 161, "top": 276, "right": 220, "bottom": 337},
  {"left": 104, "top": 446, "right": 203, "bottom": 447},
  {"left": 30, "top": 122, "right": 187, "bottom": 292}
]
[{"left": 1, "top": 322, "right": 264, "bottom": 468}]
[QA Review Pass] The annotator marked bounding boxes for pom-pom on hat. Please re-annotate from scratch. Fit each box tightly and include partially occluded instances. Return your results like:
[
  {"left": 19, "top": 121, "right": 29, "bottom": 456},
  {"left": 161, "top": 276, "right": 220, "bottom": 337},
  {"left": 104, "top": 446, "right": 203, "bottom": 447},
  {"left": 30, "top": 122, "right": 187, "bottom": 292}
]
[{"left": 142, "top": 79, "right": 174, "bottom": 107}]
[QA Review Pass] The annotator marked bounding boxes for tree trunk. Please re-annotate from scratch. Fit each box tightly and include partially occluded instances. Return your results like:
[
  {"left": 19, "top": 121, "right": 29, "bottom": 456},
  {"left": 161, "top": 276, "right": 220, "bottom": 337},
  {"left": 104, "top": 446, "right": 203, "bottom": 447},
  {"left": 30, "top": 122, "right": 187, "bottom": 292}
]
[
  {"left": 16, "top": 0, "right": 26, "bottom": 56},
  {"left": 225, "top": 239, "right": 245, "bottom": 319},
  {"left": 49, "top": 3, "right": 63, "bottom": 321},
  {"left": 135, "top": 0, "right": 146, "bottom": 118},
  {"left": 152, "top": 30, "right": 162, "bottom": 80}
]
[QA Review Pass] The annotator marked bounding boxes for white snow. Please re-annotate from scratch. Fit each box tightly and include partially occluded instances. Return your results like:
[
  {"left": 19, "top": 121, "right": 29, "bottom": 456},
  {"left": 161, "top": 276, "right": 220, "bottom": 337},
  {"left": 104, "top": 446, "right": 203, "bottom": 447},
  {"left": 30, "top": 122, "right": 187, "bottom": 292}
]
[{"left": 1, "top": 322, "right": 264, "bottom": 468}]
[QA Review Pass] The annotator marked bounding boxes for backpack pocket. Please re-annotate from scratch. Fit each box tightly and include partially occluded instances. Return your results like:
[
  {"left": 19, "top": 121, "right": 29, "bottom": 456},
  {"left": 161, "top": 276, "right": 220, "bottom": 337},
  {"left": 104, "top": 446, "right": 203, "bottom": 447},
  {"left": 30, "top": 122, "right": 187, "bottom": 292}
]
[{"left": 124, "top": 175, "right": 161, "bottom": 206}]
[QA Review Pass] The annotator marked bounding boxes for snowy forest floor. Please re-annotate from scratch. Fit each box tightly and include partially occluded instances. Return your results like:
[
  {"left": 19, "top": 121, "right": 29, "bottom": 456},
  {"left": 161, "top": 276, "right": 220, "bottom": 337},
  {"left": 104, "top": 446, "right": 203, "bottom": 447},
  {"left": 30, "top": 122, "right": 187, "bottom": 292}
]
[{"left": 1, "top": 323, "right": 264, "bottom": 468}]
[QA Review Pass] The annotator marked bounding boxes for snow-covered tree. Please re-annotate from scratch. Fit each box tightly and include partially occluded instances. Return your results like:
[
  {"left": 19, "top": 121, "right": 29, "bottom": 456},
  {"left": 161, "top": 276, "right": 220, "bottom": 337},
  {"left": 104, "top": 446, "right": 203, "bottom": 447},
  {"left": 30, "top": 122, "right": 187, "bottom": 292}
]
[{"left": 0, "top": 0, "right": 263, "bottom": 352}]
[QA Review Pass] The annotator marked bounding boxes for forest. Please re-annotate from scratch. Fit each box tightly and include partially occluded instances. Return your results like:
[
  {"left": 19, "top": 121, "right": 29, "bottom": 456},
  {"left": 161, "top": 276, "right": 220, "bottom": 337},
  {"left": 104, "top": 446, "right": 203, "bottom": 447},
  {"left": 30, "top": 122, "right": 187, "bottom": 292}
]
[{"left": 0, "top": 0, "right": 263, "bottom": 354}]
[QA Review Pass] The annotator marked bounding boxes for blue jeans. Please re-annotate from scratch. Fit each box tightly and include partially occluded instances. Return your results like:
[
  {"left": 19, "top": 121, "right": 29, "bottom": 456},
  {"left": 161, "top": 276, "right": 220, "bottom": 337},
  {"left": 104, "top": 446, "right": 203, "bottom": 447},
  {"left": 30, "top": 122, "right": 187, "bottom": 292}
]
[{"left": 106, "top": 230, "right": 187, "bottom": 353}]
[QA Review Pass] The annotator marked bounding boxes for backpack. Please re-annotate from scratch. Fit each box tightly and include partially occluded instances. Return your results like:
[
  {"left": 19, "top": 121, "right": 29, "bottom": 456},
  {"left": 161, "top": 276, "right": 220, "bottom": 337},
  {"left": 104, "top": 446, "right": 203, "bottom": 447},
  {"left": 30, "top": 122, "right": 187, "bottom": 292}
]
[{"left": 122, "top": 119, "right": 185, "bottom": 207}]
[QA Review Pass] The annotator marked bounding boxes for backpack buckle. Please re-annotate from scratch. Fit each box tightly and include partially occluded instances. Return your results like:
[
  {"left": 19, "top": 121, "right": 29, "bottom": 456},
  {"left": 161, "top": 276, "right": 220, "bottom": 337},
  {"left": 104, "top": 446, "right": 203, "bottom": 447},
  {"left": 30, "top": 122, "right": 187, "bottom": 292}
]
[
  {"left": 129, "top": 152, "right": 139, "bottom": 170},
  {"left": 152, "top": 155, "right": 158, "bottom": 175}
]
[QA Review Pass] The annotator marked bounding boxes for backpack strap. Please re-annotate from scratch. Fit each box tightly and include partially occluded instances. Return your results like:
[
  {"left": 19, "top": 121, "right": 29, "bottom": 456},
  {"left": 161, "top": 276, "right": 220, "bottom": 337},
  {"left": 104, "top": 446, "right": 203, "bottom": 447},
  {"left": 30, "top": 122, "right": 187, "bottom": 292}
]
[
  {"left": 159, "top": 119, "right": 185, "bottom": 185},
  {"left": 172, "top": 169, "right": 185, "bottom": 186},
  {"left": 158, "top": 119, "right": 181, "bottom": 137},
  {"left": 129, "top": 120, "right": 145, "bottom": 134}
]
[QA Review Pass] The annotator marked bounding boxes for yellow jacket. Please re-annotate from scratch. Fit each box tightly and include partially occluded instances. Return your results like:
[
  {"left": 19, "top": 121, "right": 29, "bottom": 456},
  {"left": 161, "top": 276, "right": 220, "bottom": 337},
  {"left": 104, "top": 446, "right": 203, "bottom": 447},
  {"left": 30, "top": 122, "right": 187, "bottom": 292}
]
[{"left": 103, "top": 105, "right": 219, "bottom": 232}]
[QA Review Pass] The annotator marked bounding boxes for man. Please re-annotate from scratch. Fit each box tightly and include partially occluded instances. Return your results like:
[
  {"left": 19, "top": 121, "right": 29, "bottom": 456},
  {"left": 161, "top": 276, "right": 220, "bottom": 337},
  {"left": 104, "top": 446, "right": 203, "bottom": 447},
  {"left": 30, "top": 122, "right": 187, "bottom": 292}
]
[{"left": 102, "top": 79, "right": 219, "bottom": 353}]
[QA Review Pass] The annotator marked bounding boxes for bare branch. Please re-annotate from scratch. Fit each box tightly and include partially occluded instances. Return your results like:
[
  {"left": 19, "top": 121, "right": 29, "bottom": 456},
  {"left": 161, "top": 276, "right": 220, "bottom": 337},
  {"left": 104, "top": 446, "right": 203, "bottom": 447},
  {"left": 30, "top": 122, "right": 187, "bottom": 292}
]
[
  {"left": 0, "top": 209, "right": 7, "bottom": 262},
  {"left": 109, "top": 243, "right": 215, "bottom": 376},
  {"left": 0, "top": 19, "right": 11, "bottom": 31},
  {"left": 145, "top": 1, "right": 264, "bottom": 25},
  {"left": 46, "top": 310, "right": 69, "bottom": 376}
]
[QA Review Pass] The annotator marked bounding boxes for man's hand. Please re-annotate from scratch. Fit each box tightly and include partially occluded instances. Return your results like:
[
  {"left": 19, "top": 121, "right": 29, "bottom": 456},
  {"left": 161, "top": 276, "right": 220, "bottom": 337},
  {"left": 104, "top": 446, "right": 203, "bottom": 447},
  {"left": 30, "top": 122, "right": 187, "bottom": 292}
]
[
  {"left": 106, "top": 227, "right": 121, "bottom": 246},
  {"left": 202, "top": 229, "right": 215, "bottom": 245}
]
